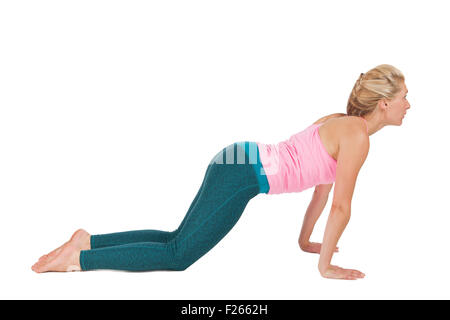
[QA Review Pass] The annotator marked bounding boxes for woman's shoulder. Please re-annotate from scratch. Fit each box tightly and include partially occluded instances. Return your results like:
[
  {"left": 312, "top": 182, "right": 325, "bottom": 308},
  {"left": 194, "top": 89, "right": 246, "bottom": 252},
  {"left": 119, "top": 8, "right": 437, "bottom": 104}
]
[
  {"left": 315, "top": 114, "right": 367, "bottom": 135},
  {"left": 312, "top": 113, "right": 347, "bottom": 125},
  {"left": 315, "top": 114, "right": 369, "bottom": 161}
]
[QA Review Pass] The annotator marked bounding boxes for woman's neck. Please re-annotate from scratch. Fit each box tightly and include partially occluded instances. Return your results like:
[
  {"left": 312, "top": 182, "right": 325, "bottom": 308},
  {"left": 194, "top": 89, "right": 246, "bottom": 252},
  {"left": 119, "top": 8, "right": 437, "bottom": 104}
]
[{"left": 362, "top": 113, "right": 386, "bottom": 136}]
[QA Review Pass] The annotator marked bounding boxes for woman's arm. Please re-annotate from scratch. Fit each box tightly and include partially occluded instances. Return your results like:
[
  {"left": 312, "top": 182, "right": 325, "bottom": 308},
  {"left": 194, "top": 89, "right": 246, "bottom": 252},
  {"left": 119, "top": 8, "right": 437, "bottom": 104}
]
[
  {"left": 298, "top": 184, "right": 334, "bottom": 253},
  {"left": 318, "top": 121, "right": 369, "bottom": 280}
]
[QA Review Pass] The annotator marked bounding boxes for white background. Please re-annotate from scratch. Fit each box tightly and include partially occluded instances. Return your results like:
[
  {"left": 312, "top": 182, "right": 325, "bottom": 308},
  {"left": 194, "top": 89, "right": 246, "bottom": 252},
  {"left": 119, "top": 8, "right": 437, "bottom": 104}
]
[{"left": 0, "top": 0, "right": 449, "bottom": 299}]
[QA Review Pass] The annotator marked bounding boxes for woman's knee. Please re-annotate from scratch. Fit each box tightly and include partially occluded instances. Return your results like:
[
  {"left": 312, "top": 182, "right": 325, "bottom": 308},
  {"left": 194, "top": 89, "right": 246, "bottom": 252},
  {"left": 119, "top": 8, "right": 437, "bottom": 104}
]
[
  {"left": 168, "top": 244, "right": 199, "bottom": 271},
  {"left": 171, "top": 257, "right": 195, "bottom": 271}
]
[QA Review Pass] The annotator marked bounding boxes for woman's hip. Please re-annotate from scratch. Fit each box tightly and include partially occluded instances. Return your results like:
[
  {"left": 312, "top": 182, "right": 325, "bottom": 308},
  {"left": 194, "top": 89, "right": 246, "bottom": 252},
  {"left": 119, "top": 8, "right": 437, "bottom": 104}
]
[{"left": 208, "top": 141, "right": 270, "bottom": 195}]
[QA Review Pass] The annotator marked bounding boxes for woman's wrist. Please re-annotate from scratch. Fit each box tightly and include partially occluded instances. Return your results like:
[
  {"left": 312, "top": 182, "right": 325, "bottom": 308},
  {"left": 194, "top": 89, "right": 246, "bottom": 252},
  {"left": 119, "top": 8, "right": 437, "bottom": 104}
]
[
  {"left": 318, "top": 262, "right": 329, "bottom": 275},
  {"left": 298, "top": 238, "right": 311, "bottom": 249}
]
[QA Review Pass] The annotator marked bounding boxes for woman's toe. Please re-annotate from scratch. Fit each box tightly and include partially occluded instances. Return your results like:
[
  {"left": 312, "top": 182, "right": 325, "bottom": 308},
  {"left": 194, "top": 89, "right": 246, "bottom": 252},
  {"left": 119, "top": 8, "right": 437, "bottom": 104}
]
[
  {"left": 38, "top": 254, "right": 48, "bottom": 262},
  {"left": 32, "top": 262, "right": 42, "bottom": 273}
]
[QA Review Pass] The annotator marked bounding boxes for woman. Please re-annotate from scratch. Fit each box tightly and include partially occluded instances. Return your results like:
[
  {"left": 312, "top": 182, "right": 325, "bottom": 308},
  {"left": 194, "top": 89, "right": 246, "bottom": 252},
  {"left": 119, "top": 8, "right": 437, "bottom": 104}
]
[{"left": 32, "top": 64, "right": 410, "bottom": 280}]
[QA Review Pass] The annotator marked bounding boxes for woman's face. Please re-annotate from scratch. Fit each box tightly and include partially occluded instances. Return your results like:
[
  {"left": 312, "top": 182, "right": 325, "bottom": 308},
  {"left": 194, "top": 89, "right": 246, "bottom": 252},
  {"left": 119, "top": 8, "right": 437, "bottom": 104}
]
[{"left": 384, "top": 81, "right": 410, "bottom": 125}]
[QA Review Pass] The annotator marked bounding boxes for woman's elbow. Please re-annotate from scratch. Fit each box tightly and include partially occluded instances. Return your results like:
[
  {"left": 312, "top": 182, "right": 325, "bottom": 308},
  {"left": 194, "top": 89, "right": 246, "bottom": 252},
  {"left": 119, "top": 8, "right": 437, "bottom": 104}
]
[{"left": 330, "top": 203, "right": 351, "bottom": 221}]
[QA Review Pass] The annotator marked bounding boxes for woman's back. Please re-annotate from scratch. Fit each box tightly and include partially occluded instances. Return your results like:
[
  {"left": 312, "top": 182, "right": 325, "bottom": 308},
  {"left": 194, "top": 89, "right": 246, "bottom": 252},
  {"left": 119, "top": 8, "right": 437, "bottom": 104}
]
[
  {"left": 257, "top": 114, "right": 368, "bottom": 195},
  {"left": 315, "top": 114, "right": 368, "bottom": 162}
]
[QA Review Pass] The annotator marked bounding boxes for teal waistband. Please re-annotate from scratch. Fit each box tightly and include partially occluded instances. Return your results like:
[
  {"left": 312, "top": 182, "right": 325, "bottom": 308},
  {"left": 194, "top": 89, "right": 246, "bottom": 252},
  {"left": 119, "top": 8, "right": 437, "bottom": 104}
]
[{"left": 235, "top": 141, "right": 270, "bottom": 194}]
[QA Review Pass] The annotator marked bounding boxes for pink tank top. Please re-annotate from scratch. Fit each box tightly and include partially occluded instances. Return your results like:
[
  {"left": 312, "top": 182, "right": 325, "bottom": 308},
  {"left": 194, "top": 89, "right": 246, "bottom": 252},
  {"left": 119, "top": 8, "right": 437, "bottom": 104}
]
[{"left": 257, "top": 118, "right": 368, "bottom": 195}]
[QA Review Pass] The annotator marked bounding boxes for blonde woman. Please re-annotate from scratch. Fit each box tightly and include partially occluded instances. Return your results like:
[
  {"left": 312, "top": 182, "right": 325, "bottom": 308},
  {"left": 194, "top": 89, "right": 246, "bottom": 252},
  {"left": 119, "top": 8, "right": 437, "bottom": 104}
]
[{"left": 32, "top": 64, "right": 409, "bottom": 280}]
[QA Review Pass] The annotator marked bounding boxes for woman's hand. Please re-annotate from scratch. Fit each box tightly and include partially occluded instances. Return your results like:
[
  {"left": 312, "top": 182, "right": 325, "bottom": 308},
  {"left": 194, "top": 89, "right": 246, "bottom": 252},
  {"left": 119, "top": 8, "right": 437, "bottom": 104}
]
[
  {"left": 299, "top": 241, "right": 338, "bottom": 254},
  {"left": 319, "top": 264, "right": 365, "bottom": 280}
]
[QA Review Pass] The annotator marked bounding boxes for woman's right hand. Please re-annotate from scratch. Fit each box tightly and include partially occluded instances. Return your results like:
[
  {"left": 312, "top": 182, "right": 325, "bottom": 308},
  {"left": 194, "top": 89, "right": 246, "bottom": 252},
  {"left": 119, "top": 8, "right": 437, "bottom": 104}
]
[{"left": 319, "top": 264, "right": 365, "bottom": 280}]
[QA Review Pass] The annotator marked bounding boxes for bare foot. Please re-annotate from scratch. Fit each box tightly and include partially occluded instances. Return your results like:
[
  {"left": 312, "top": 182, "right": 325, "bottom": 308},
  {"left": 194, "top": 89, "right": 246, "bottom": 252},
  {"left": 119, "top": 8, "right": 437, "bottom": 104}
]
[
  {"left": 38, "top": 229, "right": 91, "bottom": 263},
  {"left": 32, "top": 229, "right": 91, "bottom": 273}
]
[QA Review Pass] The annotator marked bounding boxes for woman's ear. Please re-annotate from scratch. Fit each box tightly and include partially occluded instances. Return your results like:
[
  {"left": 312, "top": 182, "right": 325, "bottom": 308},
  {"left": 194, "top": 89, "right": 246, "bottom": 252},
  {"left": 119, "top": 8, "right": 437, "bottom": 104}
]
[{"left": 378, "top": 98, "right": 388, "bottom": 111}]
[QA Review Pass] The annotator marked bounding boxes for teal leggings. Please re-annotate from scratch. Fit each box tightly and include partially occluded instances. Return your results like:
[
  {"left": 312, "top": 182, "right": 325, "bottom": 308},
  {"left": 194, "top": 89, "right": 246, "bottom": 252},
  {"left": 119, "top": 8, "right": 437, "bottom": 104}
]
[{"left": 79, "top": 141, "right": 270, "bottom": 271}]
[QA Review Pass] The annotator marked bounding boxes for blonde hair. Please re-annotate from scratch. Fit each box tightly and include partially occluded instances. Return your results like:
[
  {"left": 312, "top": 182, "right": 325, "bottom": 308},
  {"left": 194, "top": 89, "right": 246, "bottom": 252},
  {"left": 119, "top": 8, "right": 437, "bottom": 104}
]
[{"left": 347, "top": 64, "right": 405, "bottom": 117}]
